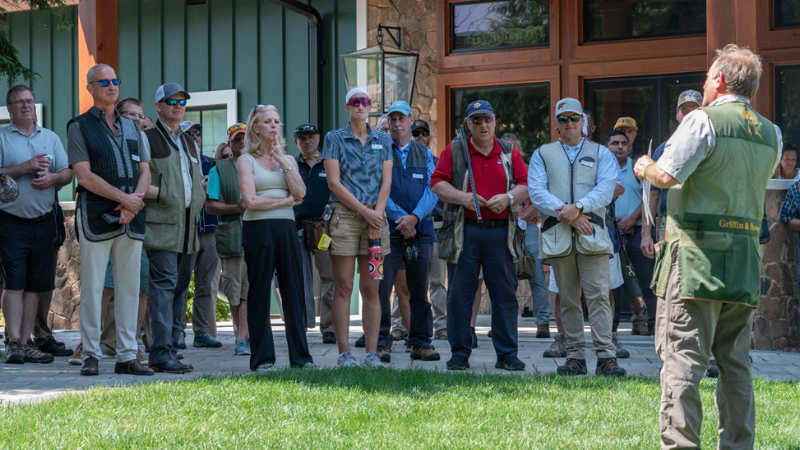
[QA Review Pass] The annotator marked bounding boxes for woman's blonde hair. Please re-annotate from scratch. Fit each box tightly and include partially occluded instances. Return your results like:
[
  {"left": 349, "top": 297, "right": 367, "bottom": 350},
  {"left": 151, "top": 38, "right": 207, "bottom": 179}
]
[
  {"left": 214, "top": 142, "right": 231, "bottom": 160},
  {"left": 242, "top": 104, "right": 286, "bottom": 158}
]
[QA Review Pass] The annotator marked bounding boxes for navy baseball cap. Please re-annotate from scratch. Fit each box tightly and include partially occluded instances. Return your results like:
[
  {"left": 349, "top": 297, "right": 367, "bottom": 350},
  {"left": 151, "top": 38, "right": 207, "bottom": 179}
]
[{"left": 466, "top": 100, "right": 493, "bottom": 118}]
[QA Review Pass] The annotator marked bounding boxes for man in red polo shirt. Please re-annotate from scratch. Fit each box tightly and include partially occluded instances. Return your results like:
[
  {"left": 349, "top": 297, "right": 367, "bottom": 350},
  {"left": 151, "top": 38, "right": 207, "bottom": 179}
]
[{"left": 431, "top": 99, "right": 529, "bottom": 371}]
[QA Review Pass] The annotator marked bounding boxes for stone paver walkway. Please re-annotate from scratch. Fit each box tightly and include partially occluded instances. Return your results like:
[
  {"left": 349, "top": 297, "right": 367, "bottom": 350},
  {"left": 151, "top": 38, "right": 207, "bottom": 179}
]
[{"left": 2, "top": 316, "right": 799, "bottom": 405}]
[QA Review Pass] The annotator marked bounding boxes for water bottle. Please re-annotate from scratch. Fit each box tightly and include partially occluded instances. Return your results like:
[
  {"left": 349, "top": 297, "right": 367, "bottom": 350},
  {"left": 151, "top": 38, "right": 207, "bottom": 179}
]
[{"left": 368, "top": 239, "right": 384, "bottom": 280}]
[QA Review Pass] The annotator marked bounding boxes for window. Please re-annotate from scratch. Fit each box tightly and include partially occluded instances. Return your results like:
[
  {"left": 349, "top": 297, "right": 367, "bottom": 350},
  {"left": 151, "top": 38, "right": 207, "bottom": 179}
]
[
  {"left": 583, "top": 0, "right": 706, "bottom": 43},
  {"left": 450, "top": 0, "right": 549, "bottom": 53},
  {"left": 775, "top": 0, "right": 800, "bottom": 28},
  {"left": 183, "top": 90, "right": 238, "bottom": 157},
  {"left": 0, "top": 103, "right": 44, "bottom": 128},
  {"left": 777, "top": 66, "right": 800, "bottom": 147},
  {"left": 451, "top": 83, "right": 550, "bottom": 160}
]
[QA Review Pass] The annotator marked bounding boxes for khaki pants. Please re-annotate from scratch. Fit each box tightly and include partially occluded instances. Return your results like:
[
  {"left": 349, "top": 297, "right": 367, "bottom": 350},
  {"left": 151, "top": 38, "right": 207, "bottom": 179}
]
[
  {"left": 550, "top": 251, "right": 614, "bottom": 360},
  {"left": 656, "top": 252, "right": 755, "bottom": 450}
]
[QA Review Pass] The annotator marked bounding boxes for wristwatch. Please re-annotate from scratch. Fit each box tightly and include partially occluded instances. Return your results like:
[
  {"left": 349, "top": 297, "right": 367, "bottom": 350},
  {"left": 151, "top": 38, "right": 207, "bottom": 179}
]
[
  {"left": 507, "top": 192, "right": 515, "bottom": 206},
  {"left": 575, "top": 201, "right": 584, "bottom": 213},
  {"left": 281, "top": 165, "right": 293, "bottom": 174}
]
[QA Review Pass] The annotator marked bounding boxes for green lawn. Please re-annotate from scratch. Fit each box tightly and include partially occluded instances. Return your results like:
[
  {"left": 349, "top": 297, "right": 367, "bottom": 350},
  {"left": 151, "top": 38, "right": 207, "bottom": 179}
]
[{"left": 1, "top": 368, "right": 798, "bottom": 449}]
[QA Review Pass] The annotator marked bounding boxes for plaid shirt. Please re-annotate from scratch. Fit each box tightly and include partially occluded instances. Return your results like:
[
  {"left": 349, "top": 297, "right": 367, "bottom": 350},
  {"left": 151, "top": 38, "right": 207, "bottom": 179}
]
[{"left": 780, "top": 181, "right": 800, "bottom": 236}]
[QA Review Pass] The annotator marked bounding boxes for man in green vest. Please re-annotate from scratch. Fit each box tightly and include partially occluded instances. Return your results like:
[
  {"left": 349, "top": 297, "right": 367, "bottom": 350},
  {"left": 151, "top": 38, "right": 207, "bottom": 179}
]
[{"left": 634, "top": 44, "right": 782, "bottom": 450}]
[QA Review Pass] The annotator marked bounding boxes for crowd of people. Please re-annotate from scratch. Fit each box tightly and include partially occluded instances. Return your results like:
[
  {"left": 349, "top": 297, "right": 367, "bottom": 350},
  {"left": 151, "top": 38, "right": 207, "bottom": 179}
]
[{"left": 0, "top": 44, "right": 785, "bottom": 449}]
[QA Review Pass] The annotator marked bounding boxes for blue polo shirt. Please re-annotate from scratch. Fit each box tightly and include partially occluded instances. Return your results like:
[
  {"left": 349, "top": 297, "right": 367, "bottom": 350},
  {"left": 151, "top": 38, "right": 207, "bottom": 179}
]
[
  {"left": 320, "top": 123, "right": 392, "bottom": 205},
  {"left": 614, "top": 157, "right": 643, "bottom": 225}
]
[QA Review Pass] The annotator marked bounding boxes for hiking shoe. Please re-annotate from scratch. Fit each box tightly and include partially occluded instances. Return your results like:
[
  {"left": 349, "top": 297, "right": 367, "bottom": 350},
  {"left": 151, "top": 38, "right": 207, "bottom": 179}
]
[
  {"left": 178, "top": 330, "right": 187, "bottom": 349},
  {"left": 434, "top": 329, "right": 447, "bottom": 340},
  {"left": 234, "top": 339, "right": 250, "bottom": 355},
  {"left": 557, "top": 358, "right": 588, "bottom": 375},
  {"left": 322, "top": 332, "right": 337, "bottom": 344},
  {"left": 354, "top": 333, "right": 366, "bottom": 348},
  {"left": 495, "top": 355, "right": 526, "bottom": 371},
  {"left": 81, "top": 355, "right": 100, "bottom": 376},
  {"left": 193, "top": 333, "right": 222, "bottom": 348},
  {"left": 471, "top": 327, "right": 479, "bottom": 349},
  {"left": 446, "top": 355, "right": 470, "bottom": 370},
  {"left": 337, "top": 351, "right": 359, "bottom": 367},
  {"left": 4, "top": 338, "right": 24, "bottom": 364},
  {"left": 706, "top": 359, "right": 719, "bottom": 378},
  {"left": 390, "top": 328, "right": 408, "bottom": 341},
  {"left": 38, "top": 336, "right": 74, "bottom": 356},
  {"left": 543, "top": 332, "right": 567, "bottom": 358},
  {"left": 596, "top": 357, "right": 627, "bottom": 376},
  {"left": 363, "top": 352, "right": 385, "bottom": 367},
  {"left": 410, "top": 346, "right": 440, "bottom": 361},
  {"left": 253, "top": 363, "right": 276, "bottom": 372},
  {"left": 23, "top": 343, "right": 54, "bottom": 364},
  {"left": 377, "top": 346, "right": 392, "bottom": 363},
  {"left": 536, "top": 325, "right": 551, "bottom": 339},
  {"left": 292, "top": 361, "right": 319, "bottom": 369},
  {"left": 136, "top": 350, "right": 148, "bottom": 366},
  {"left": 612, "top": 332, "right": 630, "bottom": 359},
  {"left": 631, "top": 322, "right": 651, "bottom": 336},
  {"left": 68, "top": 343, "right": 83, "bottom": 365}
]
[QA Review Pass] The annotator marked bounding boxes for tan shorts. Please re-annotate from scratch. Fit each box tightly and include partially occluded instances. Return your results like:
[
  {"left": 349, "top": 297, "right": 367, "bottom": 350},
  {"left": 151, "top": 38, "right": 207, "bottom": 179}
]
[
  {"left": 220, "top": 255, "right": 249, "bottom": 306},
  {"left": 328, "top": 203, "right": 391, "bottom": 257}
]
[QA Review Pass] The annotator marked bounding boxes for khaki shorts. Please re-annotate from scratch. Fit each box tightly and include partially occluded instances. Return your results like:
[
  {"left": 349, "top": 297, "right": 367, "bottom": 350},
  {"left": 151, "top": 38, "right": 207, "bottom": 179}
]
[
  {"left": 328, "top": 203, "right": 390, "bottom": 257},
  {"left": 220, "top": 255, "right": 249, "bottom": 306}
]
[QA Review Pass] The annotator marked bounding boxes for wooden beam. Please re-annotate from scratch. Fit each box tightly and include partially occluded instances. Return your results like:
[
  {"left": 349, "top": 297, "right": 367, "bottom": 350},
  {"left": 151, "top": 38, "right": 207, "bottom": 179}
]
[
  {"left": 0, "top": 0, "right": 80, "bottom": 12},
  {"left": 77, "top": 0, "right": 118, "bottom": 113}
]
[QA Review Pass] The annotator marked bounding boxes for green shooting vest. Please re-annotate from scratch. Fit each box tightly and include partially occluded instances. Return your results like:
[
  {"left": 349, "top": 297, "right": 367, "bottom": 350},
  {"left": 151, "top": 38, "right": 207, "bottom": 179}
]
[
  {"left": 653, "top": 101, "right": 778, "bottom": 306},
  {"left": 214, "top": 158, "right": 244, "bottom": 257}
]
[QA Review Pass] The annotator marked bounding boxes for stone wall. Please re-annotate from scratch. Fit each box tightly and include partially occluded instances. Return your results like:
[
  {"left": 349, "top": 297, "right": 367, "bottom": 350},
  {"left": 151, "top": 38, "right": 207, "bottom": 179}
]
[
  {"left": 755, "top": 187, "right": 800, "bottom": 351},
  {"left": 50, "top": 208, "right": 81, "bottom": 330},
  {"left": 368, "top": 0, "right": 438, "bottom": 151}
]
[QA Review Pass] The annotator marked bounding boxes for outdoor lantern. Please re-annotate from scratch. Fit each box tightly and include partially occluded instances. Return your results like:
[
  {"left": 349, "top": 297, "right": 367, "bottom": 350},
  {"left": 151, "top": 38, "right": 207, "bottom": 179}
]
[{"left": 341, "top": 25, "right": 419, "bottom": 116}]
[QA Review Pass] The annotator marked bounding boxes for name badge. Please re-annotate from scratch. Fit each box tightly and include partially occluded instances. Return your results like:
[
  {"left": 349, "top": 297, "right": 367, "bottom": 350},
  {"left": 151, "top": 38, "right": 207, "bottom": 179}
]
[
  {"left": 132, "top": 154, "right": 140, "bottom": 162},
  {"left": 190, "top": 157, "right": 199, "bottom": 164},
  {"left": 412, "top": 173, "right": 424, "bottom": 179},
  {"left": 580, "top": 160, "right": 594, "bottom": 168},
  {"left": 371, "top": 144, "right": 383, "bottom": 150},
  {"left": 319, "top": 172, "right": 327, "bottom": 178}
]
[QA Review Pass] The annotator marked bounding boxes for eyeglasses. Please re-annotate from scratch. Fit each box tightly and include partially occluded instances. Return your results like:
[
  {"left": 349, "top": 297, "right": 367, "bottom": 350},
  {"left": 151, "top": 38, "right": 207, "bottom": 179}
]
[
  {"left": 162, "top": 98, "right": 187, "bottom": 106},
  {"left": 220, "top": 154, "right": 232, "bottom": 160},
  {"left": 557, "top": 114, "right": 582, "bottom": 124},
  {"left": 255, "top": 104, "right": 276, "bottom": 109},
  {"left": 12, "top": 99, "right": 35, "bottom": 107},
  {"left": 412, "top": 130, "right": 429, "bottom": 137},
  {"left": 228, "top": 123, "right": 246, "bottom": 134},
  {"left": 92, "top": 78, "right": 121, "bottom": 87},
  {"left": 348, "top": 97, "right": 372, "bottom": 108},
  {"left": 469, "top": 114, "right": 495, "bottom": 126},
  {"left": 120, "top": 110, "right": 145, "bottom": 122},
  {"left": 186, "top": 130, "right": 202, "bottom": 137}
]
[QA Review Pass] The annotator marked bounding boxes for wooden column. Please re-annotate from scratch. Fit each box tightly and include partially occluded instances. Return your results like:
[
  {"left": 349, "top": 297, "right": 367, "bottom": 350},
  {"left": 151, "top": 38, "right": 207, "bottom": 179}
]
[{"left": 77, "top": 0, "right": 118, "bottom": 113}]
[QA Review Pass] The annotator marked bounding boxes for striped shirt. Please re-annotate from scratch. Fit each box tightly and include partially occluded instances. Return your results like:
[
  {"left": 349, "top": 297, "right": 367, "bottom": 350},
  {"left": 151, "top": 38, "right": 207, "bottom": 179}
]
[{"left": 321, "top": 123, "right": 392, "bottom": 205}]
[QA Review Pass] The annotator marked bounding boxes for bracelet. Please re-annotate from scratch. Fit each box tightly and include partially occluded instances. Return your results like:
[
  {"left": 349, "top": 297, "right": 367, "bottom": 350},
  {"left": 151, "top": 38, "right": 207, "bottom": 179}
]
[{"left": 642, "top": 163, "right": 653, "bottom": 182}]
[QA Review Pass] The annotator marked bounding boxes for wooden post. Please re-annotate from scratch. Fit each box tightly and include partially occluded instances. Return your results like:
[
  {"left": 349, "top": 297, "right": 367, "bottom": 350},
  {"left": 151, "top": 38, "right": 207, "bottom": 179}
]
[{"left": 77, "top": 0, "right": 118, "bottom": 113}]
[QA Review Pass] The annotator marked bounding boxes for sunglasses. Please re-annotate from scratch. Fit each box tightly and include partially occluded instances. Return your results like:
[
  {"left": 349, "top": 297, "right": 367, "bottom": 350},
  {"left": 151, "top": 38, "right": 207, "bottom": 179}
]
[
  {"left": 348, "top": 97, "right": 372, "bottom": 108},
  {"left": 92, "top": 78, "right": 121, "bottom": 87},
  {"left": 220, "top": 154, "right": 232, "bottom": 160},
  {"left": 162, "top": 98, "right": 187, "bottom": 106},
  {"left": 469, "top": 114, "right": 495, "bottom": 126},
  {"left": 557, "top": 114, "right": 582, "bottom": 124},
  {"left": 294, "top": 125, "right": 318, "bottom": 137},
  {"left": 412, "top": 130, "right": 429, "bottom": 137},
  {"left": 228, "top": 123, "right": 246, "bottom": 134},
  {"left": 186, "top": 130, "right": 201, "bottom": 137}
]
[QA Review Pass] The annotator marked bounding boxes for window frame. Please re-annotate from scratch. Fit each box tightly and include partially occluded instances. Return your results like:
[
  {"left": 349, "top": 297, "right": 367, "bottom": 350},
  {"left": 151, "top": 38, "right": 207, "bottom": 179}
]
[
  {"left": 448, "top": 0, "right": 550, "bottom": 54},
  {"left": 580, "top": 0, "right": 708, "bottom": 45}
]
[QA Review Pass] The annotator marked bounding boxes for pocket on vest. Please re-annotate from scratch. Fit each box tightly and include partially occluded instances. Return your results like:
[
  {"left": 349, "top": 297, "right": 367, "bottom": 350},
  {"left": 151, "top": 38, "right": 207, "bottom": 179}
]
[
  {"left": 435, "top": 221, "right": 456, "bottom": 261},
  {"left": 575, "top": 162, "right": 596, "bottom": 186},
  {"left": 540, "top": 218, "right": 572, "bottom": 258},
  {"left": 575, "top": 223, "right": 612, "bottom": 256}
]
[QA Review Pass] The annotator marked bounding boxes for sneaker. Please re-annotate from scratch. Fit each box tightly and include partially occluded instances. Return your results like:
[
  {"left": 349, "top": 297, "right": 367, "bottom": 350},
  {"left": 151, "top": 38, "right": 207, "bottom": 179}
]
[
  {"left": 292, "top": 361, "right": 319, "bottom": 369},
  {"left": 69, "top": 343, "right": 83, "bottom": 365},
  {"left": 38, "top": 336, "right": 74, "bottom": 356},
  {"left": 234, "top": 339, "right": 251, "bottom": 356},
  {"left": 557, "top": 358, "right": 588, "bottom": 375},
  {"left": 136, "top": 350, "right": 148, "bottom": 366},
  {"left": 178, "top": 331, "right": 187, "bottom": 349},
  {"left": 322, "top": 332, "right": 337, "bottom": 344},
  {"left": 390, "top": 328, "right": 408, "bottom": 341},
  {"left": 410, "top": 345, "right": 441, "bottom": 361},
  {"left": 612, "top": 332, "right": 630, "bottom": 359},
  {"left": 193, "top": 333, "right": 222, "bottom": 348},
  {"left": 354, "top": 333, "right": 366, "bottom": 348},
  {"left": 495, "top": 355, "right": 526, "bottom": 371},
  {"left": 364, "top": 352, "right": 386, "bottom": 367},
  {"left": 23, "top": 343, "right": 54, "bottom": 363},
  {"left": 631, "top": 322, "right": 651, "bottom": 336},
  {"left": 434, "top": 329, "right": 448, "bottom": 340},
  {"left": 446, "top": 355, "right": 470, "bottom": 370},
  {"left": 543, "top": 332, "right": 567, "bottom": 358},
  {"left": 471, "top": 327, "right": 479, "bottom": 349},
  {"left": 706, "top": 359, "right": 719, "bottom": 378},
  {"left": 377, "top": 346, "right": 392, "bottom": 363},
  {"left": 596, "top": 357, "right": 627, "bottom": 376},
  {"left": 4, "top": 338, "right": 24, "bottom": 364},
  {"left": 337, "top": 351, "right": 359, "bottom": 367},
  {"left": 253, "top": 363, "right": 276, "bottom": 372}
]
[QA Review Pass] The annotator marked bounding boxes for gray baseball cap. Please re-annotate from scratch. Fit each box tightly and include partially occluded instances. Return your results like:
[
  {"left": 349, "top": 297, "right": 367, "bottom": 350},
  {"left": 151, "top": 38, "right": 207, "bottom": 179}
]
[
  {"left": 677, "top": 90, "right": 703, "bottom": 108},
  {"left": 155, "top": 82, "right": 191, "bottom": 103},
  {"left": 180, "top": 121, "right": 202, "bottom": 133}
]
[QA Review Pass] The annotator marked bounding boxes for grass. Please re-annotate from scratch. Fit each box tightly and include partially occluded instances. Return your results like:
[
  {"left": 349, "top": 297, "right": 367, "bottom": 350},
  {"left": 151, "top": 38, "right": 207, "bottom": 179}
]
[{"left": 0, "top": 368, "right": 798, "bottom": 449}]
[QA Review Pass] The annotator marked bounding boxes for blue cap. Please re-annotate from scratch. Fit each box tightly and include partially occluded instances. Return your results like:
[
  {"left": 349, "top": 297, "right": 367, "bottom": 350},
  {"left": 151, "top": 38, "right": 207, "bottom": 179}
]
[
  {"left": 387, "top": 101, "right": 412, "bottom": 116},
  {"left": 466, "top": 100, "right": 493, "bottom": 118}
]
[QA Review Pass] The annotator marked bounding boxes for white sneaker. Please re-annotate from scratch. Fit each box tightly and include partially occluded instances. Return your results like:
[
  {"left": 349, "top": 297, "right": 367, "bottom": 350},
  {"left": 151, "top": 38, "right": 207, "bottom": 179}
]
[
  {"left": 363, "top": 352, "right": 386, "bottom": 367},
  {"left": 253, "top": 363, "right": 276, "bottom": 372},
  {"left": 337, "top": 351, "right": 359, "bottom": 367}
]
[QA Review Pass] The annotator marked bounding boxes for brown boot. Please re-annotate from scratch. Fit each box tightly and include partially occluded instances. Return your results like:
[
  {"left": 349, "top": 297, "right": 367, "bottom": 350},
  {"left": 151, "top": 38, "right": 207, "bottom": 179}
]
[
  {"left": 630, "top": 296, "right": 647, "bottom": 316},
  {"left": 536, "top": 324, "right": 551, "bottom": 339}
]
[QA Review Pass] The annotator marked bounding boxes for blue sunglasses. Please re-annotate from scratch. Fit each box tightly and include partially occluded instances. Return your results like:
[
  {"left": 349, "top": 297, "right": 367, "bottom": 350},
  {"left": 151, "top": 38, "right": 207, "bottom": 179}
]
[
  {"left": 93, "top": 78, "right": 121, "bottom": 87},
  {"left": 163, "top": 98, "right": 187, "bottom": 106}
]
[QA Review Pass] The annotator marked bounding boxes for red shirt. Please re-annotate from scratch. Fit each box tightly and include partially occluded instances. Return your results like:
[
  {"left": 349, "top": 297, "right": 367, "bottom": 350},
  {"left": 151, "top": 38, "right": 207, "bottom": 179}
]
[{"left": 431, "top": 137, "right": 528, "bottom": 220}]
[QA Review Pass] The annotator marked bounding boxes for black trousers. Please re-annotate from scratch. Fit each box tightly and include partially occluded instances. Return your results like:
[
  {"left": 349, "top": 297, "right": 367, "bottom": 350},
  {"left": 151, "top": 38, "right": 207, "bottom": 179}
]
[
  {"left": 243, "top": 219, "right": 312, "bottom": 369},
  {"left": 378, "top": 241, "right": 434, "bottom": 349},
  {"left": 613, "top": 225, "right": 657, "bottom": 332}
]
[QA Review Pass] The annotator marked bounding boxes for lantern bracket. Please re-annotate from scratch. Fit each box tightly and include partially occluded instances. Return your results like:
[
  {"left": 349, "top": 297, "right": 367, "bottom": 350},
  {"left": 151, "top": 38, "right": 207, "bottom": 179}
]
[{"left": 377, "top": 24, "right": 402, "bottom": 49}]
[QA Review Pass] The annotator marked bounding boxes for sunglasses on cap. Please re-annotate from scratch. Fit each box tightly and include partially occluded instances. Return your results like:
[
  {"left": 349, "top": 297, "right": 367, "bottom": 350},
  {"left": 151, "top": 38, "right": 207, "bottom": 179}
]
[
  {"left": 228, "top": 123, "right": 246, "bottom": 134},
  {"left": 186, "top": 130, "right": 201, "bottom": 137},
  {"left": 294, "top": 125, "right": 318, "bottom": 137},
  {"left": 348, "top": 97, "right": 371, "bottom": 108},
  {"left": 557, "top": 114, "right": 582, "bottom": 124},
  {"left": 412, "top": 130, "right": 429, "bottom": 137},
  {"left": 92, "top": 78, "right": 121, "bottom": 87},
  {"left": 469, "top": 114, "right": 495, "bottom": 126},
  {"left": 162, "top": 98, "right": 187, "bottom": 106}
]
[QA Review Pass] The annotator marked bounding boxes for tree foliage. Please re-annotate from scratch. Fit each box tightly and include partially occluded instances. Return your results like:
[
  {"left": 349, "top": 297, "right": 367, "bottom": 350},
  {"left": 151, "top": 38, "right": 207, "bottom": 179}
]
[
  {"left": 454, "top": 0, "right": 548, "bottom": 51},
  {"left": 0, "top": 0, "right": 72, "bottom": 84}
]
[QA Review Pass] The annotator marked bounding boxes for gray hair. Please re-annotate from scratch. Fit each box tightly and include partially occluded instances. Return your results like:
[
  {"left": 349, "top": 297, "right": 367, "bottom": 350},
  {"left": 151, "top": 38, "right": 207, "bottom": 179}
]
[
  {"left": 86, "top": 63, "right": 114, "bottom": 84},
  {"left": 708, "top": 44, "right": 762, "bottom": 99},
  {"left": 500, "top": 133, "right": 522, "bottom": 151},
  {"left": 6, "top": 85, "right": 34, "bottom": 106}
]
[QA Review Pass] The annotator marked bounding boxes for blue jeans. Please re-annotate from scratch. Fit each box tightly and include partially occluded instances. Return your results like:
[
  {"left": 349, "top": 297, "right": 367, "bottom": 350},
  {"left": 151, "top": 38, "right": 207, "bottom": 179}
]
[
  {"left": 524, "top": 225, "right": 549, "bottom": 326},
  {"left": 446, "top": 223, "right": 519, "bottom": 359}
]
